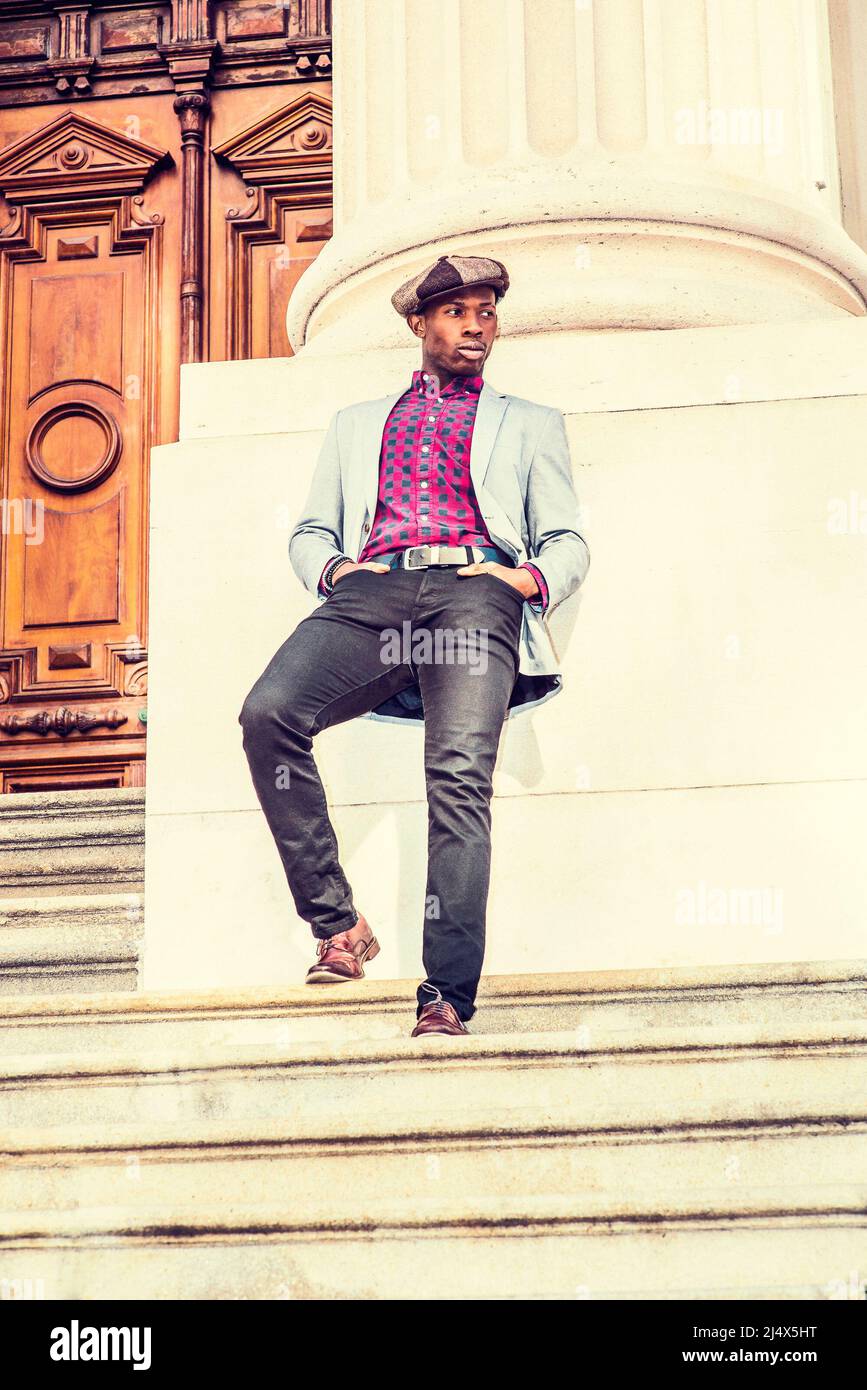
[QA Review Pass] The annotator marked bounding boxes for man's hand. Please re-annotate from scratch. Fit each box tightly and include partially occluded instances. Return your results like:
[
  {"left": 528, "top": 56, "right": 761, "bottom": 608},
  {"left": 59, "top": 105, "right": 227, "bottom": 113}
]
[
  {"left": 455, "top": 561, "right": 538, "bottom": 600},
  {"left": 332, "top": 560, "right": 391, "bottom": 584}
]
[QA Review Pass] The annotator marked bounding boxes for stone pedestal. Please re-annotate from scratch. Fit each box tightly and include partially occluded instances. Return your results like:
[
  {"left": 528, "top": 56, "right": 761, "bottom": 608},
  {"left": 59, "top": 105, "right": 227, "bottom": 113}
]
[{"left": 142, "top": 317, "right": 867, "bottom": 991}]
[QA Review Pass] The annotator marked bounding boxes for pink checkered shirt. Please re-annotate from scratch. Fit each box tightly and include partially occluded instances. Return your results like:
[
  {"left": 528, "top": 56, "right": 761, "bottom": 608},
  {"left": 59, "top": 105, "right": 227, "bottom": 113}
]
[{"left": 318, "top": 368, "right": 549, "bottom": 611}]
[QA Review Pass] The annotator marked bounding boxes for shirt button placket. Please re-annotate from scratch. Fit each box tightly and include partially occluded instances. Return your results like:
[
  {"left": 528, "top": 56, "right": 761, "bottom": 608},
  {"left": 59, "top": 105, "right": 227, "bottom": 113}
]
[{"left": 417, "top": 381, "right": 447, "bottom": 541}]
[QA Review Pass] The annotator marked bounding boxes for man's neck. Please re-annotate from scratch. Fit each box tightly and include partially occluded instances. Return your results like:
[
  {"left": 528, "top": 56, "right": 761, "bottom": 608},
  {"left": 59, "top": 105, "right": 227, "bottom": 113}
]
[{"left": 420, "top": 360, "right": 483, "bottom": 392}]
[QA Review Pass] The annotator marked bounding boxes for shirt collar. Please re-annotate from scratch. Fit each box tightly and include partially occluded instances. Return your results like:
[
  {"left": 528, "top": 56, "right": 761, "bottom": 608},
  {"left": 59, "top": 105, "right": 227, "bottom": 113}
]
[{"left": 411, "top": 368, "right": 484, "bottom": 398}]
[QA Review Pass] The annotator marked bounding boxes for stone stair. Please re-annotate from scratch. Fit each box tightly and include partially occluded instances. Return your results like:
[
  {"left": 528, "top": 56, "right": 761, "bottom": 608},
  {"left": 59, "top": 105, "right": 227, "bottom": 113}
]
[
  {"left": 0, "top": 959, "right": 864, "bottom": 1300},
  {"left": 0, "top": 789, "right": 145, "bottom": 995}
]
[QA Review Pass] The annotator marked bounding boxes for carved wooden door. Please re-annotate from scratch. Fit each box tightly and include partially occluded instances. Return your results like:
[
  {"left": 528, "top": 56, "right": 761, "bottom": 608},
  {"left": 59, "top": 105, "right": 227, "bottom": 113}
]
[
  {"left": 0, "top": 1, "right": 333, "bottom": 791},
  {"left": 0, "top": 113, "right": 167, "bottom": 789}
]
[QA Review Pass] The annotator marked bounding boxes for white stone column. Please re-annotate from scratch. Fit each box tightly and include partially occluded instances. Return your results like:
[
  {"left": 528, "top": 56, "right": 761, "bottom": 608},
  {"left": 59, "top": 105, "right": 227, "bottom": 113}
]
[{"left": 289, "top": 0, "right": 867, "bottom": 352}]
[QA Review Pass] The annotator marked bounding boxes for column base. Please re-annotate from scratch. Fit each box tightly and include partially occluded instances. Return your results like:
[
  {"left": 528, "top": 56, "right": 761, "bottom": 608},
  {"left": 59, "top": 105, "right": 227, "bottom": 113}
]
[{"left": 289, "top": 163, "right": 867, "bottom": 351}]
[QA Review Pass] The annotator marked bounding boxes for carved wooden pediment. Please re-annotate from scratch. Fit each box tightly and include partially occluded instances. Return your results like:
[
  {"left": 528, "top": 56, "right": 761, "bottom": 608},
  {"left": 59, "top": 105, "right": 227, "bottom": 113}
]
[
  {"left": 212, "top": 91, "right": 331, "bottom": 187},
  {"left": 0, "top": 110, "right": 172, "bottom": 202}
]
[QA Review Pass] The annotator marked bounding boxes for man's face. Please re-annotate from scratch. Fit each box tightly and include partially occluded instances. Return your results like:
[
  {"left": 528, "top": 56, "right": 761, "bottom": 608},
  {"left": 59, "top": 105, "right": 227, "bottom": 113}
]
[{"left": 409, "top": 287, "right": 499, "bottom": 382}]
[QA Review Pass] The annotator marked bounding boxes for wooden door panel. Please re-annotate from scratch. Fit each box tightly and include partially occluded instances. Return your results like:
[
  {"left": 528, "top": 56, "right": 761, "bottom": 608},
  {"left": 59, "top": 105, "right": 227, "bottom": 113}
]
[
  {"left": 6, "top": 219, "right": 143, "bottom": 672},
  {"left": 258, "top": 207, "right": 331, "bottom": 360},
  {"left": 30, "top": 269, "right": 125, "bottom": 394},
  {"left": 24, "top": 495, "right": 122, "bottom": 631}
]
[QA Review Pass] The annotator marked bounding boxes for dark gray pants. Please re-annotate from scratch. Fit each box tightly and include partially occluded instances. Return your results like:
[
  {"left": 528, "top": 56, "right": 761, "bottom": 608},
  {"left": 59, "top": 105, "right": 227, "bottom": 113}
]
[{"left": 238, "top": 562, "right": 525, "bottom": 1021}]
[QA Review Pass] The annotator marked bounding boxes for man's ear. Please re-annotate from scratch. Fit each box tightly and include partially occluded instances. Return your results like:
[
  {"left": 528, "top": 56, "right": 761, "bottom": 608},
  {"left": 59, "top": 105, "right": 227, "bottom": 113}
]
[{"left": 407, "top": 311, "right": 425, "bottom": 340}]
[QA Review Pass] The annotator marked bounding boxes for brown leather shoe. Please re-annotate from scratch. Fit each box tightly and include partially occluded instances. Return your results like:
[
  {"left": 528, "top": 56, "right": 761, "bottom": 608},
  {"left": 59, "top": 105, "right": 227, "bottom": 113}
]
[
  {"left": 305, "top": 920, "right": 380, "bottom": 984},
  {"left": 411, "top": 999, "right": 470, "bottom": 1036}
]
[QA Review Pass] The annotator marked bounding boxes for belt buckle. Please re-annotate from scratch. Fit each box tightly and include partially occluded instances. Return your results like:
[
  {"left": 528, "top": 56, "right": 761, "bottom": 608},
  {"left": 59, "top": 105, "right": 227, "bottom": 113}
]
[{"left": 406, "top": 545, "right": 430, "bottom": 570}]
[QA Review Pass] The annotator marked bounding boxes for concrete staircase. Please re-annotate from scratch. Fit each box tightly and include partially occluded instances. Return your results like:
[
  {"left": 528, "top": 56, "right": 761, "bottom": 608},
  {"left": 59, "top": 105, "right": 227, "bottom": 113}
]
[
  {"left": 0, "top": 959, "right": 864, "bottom": 1300},
  {"left": 0, "top": 789, "right": 145, "bottom": 996}
]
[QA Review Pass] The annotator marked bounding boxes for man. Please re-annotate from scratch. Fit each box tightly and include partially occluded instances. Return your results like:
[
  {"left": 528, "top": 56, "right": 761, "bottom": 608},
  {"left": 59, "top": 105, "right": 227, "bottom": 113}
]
[{"left": 239, "top": 253, "right": 590, "bottom": 1037}]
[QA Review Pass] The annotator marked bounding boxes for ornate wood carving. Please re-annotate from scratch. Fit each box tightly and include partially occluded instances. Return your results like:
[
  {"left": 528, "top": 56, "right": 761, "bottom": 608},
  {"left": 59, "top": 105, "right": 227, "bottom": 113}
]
[
  {"left": 0, "top": 646, "right": 147, "bottom": 703},
  {"left": 173, "top": 89, "right": 209, "bottom": 362},
  {"left": 48, "top": 642, "right": 92, "bottom": 669},
  {"left": 56, "top": 231, "right": 98, "bottom": 257},
  {"left": 215, "top": 91, "right": 332, "bottom": 183},
  {"left": 26, "top": 399, "right": 123, "bottom": 493},
  {"left": 0, "top": 2, "right": 331, "bottom": 107},
  {"left": 0, "top": 706, "right": 128, "bottom": 736},
  {"left": 170, "top": 0, "right": 210, "bottom": 44},
  {"left": 2, "top": 755, "right": 145, "bottom": 791},
  {"left": 50, "top": 2, "right": 95, "bottom": 97},
  {"left": 122, "top": 663, "right": 148, "bottom": 697},
  {"left": 0, "top": 108, "right": 172, "bottom": 198}
]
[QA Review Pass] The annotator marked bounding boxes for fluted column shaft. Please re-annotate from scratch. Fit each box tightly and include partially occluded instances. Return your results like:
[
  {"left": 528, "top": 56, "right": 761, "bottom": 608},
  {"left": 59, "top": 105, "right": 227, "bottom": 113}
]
[{"left": 289, "top": 0, "right": 867, "bottom": 351}]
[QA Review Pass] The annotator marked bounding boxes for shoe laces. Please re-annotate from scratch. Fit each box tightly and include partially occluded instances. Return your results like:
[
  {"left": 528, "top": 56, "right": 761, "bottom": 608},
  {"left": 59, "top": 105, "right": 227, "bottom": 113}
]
[
  {"left": 317, "top": 935, "right": 349, "bottom": 958},
  {"left": 419, "top": 981, "right": 465, "bottom": 1023}
]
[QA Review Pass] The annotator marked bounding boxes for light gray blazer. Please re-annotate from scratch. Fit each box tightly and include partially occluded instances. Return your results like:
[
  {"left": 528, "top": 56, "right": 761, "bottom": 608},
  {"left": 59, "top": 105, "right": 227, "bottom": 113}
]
[{"left": 288, "top": 378, "right": 590, "bottom": 723}]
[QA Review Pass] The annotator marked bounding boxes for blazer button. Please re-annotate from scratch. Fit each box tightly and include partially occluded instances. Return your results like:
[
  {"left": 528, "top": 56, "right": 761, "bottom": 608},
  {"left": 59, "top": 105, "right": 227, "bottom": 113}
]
[{"left": 363, "top": 522, "right": 370, "bottom": 532}]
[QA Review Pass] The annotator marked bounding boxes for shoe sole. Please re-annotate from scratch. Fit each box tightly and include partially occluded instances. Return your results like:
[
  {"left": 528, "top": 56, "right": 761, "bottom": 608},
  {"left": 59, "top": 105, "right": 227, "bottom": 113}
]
[
  {"left": 305, "top": 935, "right": 380, "bottom": 985},
  {"left": 410, "top": 1028, "right": 470, "bottom": 1038}
]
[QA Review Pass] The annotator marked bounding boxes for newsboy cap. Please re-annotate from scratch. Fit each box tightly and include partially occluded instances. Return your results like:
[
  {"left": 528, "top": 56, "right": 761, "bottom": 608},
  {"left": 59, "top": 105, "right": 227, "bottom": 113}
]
[{"left": 391, "top": 253, "right": 510, "bottom": 318}]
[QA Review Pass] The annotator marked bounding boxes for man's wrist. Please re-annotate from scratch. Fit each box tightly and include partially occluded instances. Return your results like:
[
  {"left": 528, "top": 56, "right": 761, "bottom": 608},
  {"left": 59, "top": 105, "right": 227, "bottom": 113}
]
[
  {"left": 512, "top": 566, "right": 538, "bottom": 599},
  {"left": 331, "top": 560, "right": 354, "bottom": 586},
  {"left": 519, "top": 561, "right": 548, "bottom": 611},
  {"left": 321, "top": 554, "right": 354, "bottom": 594}
]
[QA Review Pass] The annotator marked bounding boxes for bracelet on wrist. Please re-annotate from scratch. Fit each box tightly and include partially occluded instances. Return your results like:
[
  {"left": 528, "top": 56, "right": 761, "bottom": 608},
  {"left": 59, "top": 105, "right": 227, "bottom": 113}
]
[{"left": 324, "top": 555, "right": 351, "bottom": 591}]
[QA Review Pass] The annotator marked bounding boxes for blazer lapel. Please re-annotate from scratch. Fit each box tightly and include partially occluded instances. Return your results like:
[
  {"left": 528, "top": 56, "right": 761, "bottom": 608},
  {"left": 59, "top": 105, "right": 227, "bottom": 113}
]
[{"left": 359, "top": 377, "right": 509, "bottom": 528}]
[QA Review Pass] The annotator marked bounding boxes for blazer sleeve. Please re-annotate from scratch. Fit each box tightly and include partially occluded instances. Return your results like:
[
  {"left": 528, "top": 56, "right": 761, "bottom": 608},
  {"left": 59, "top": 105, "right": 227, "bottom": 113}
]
[
  {"left": 522, "top": 407, "right": 590, "bottom": 612},
  {"left": 288, "top": 409, "right": 348, "bottom": 598}
]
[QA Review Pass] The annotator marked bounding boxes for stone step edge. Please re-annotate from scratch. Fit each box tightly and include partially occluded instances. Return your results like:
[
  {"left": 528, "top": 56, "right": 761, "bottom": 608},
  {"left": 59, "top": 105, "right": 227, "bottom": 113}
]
[
  {"left": 0, "top": 787, "right": 144, "bottom": 818},
  {"left": 2, "top": 1186, "right": 864, "bottom": 1243},
  {"left": 0, "top": 957, "right": 863, "bottom": 1023},
  {"left": 0, "top": 924, "right": 142, "bottom": 964},
  {"left": 0, "top": 939, "right": 140, "bottom": 968},
  {"left": 0, "top": 892, "right": 144, "bottom": 920},
  {"left": 0, "top": 825, "right": 144, "bottom": 851},
  {"left": 2, "top": 1110, "right": 863, "bottom": 1159},
  {"left": 1, "top": 1019, "right": 865, "bottom": 1082}
]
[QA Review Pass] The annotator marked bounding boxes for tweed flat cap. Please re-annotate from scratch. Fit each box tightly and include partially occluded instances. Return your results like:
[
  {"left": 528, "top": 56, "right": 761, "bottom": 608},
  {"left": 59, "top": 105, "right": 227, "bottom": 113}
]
[{"left": 391, "top": 253, "right": 509, "bottom": 318}]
